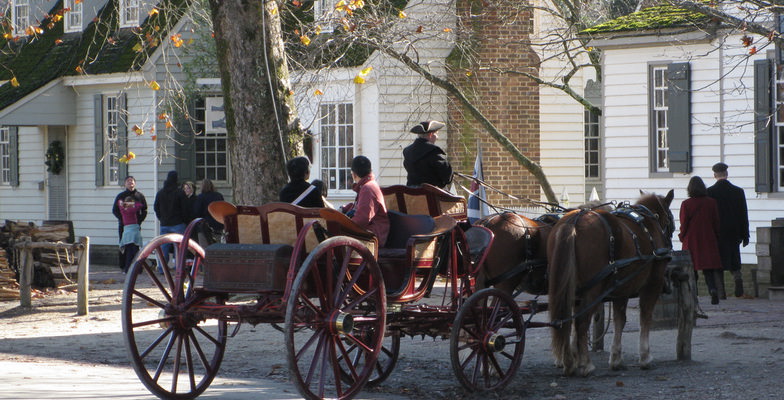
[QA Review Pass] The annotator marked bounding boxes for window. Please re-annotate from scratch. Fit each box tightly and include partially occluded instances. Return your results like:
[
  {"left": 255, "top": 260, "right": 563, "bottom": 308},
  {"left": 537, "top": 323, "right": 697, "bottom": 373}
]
[
  {"left": 651, "top": 65, "right": 669, "bottom": 172},
  {"left": 12, "top": 0, "right": 30, "bottom": 35},
  {"left": 105, "top": 96, "right": 121, "bottom": 185},
  {"left": 319, "top": 103, "right": 354, "bottom": 191},
  {"left": 0, "top": 127, "right": 10, "bottom": 184},
  {"left": 119, "top": 0, "right": 140, "bottom": 27},
  {"left": 64, "top": 0, "right": 82, "bottom": 32},
  {"left": 584, "top": 109, "right": 600, "bottom": 179},
  {"left": 193, "top": 97, "right": 229, "bottom": 182},
  {"left": 313, "top": 0, "right": 337, "bottom": 32},
  {"left": 648, "top": 62, "right": 691, "bottom": 174}
]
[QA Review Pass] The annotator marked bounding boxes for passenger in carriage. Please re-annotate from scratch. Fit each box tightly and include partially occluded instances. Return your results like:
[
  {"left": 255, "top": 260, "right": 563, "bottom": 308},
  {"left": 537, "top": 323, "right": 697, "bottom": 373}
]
[
  {"left": 345, "top": 156, "right": 390, "bottom": 246},
  {"left": 403, "top": 120, "right": 453, "bottom": 190},
  {"left": 279, "top": 156, "right": 326, "bottom": 208}
]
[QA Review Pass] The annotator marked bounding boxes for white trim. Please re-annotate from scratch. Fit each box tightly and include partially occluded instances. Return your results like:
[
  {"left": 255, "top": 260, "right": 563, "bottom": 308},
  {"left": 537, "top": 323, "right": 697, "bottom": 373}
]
[
  {"left": 62, "top": 72, "right": 145, "bottom": 86},
  {"left": 588, "top": 30, "right": 713, "bottom": 50},
  {"left": 195, "top": 78, "right": 222, "bottom": 86},
  {"left": 119, "top": 0, "right": 140, "bottom": 28},
  {"left": 0, "top": 79, "right": 67, "bottom": 121}
]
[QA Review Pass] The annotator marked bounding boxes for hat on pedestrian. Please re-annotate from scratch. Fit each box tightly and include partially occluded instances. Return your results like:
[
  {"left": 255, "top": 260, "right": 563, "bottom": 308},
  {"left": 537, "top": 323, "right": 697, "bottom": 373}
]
[
  {"left": 410, "top": 120, "right": 445, "bottom": 134},
  {"left": 712, "top": 162, "right": 728, "bottom": 173}
]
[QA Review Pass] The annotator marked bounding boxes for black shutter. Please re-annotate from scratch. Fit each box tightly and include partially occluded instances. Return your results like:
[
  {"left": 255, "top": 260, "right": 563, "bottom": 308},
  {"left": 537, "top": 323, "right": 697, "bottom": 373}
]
[
  {"left": 9, "top": 126, "right": 18, "bottom": 187},
  {"left": 175, "top": 97, "right": 198, "bottom": 182},
  {"left": 754, "top": 58, "right": 774, "bottom": 192},
  {"left": 118, "top": 93, "right": 128, "bottom": 181},
  {"left": 667, "top": 62, "right": 691, "bottom": 173},
  {"left": 94, "top": 94, "right": 104, "bottom": 186}
]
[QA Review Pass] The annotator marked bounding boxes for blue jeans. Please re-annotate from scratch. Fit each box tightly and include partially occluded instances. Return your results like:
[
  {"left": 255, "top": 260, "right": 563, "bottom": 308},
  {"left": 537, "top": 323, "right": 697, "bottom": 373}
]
[{"left": 158, "top": 223, "right": 186, "bottom": 272}]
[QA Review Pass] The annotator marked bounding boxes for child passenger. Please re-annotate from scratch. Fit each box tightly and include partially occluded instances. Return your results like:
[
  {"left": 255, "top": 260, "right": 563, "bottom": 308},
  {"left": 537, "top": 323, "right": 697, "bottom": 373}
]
[{"left": 118, "top": 196, "right": 144, "bottom": 273}]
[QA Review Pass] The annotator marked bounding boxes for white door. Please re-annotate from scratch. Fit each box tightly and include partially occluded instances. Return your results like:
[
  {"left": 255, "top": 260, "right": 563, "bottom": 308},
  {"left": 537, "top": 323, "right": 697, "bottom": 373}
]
[{"left": 46, "top": 126, "right": 68, "bottom": 220}]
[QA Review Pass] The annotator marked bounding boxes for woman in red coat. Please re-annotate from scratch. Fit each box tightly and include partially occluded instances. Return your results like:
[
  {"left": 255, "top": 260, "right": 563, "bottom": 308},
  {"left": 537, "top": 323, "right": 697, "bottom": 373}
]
[
  {"left": 679, "top": 176, "right": 722, "bottom": 304},
  {"left": 347, "top": 156, "right": 390, "bottom": 246}
]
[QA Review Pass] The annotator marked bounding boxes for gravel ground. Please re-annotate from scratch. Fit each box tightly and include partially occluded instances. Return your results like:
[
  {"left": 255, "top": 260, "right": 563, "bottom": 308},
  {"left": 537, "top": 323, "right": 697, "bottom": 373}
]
[{"left": 0, "top": 264, "right": 782, "bottom": 400}]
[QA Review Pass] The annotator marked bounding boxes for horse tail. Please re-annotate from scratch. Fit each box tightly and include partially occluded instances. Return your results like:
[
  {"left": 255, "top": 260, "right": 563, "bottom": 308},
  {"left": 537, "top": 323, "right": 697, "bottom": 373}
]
[{"left": 548, "top": 216, "right": 578, "bottom": 370}]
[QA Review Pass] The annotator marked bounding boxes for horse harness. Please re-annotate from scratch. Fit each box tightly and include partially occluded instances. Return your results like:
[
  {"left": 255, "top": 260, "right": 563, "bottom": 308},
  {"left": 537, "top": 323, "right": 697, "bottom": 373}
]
[
  {"left": 574, "top": 203, "right": 673, "bottom": 297},
  {"left": 482, "top": 211, "right": 549, "bottom": 289}
]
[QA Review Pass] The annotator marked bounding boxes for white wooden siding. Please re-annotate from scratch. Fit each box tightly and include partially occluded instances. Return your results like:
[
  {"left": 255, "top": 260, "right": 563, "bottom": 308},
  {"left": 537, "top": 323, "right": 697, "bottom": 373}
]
[{"left": 0, "top": 126, "right": 45, "bottom": 220}]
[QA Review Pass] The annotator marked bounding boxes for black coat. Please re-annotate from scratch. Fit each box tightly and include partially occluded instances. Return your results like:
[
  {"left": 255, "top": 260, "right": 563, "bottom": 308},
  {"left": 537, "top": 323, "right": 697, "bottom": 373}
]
[
  {"left": 154, "top": 179, "right": 188, "bottom": 227},
  {"left": 279, "top": 179, "right": 324, "bottom": 208},
  {"left": 194, "top": 191, "right": 225, "bottom": 231},
  {"left": 707, "top": 179, "right": 749, "bottom": 271},
  {"left": 402, "top": 138, "right": 453, "bottom": 189}
]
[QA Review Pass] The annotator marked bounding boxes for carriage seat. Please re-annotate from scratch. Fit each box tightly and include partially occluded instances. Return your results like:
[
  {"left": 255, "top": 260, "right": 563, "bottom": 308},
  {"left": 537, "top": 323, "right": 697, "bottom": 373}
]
[
  {"left": 381, "top": 184, "right": 467, "bottom": 222},
  {"left": 382, "top": 211, "right": 435, "bottom": 251}
]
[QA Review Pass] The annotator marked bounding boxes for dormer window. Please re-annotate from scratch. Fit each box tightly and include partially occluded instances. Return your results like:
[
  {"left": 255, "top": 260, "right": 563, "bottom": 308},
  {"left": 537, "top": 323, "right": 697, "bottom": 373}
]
[
  {"left": 12, "top": 0, "right": 30, "bottom": 35},
  {"left": 313, "top": 0, "right": 337, "bottom": 33},
  {"left": 64, "top": 0, "right": 83, "bottom": 33},
  {"left": 120, "top": 0, "right": 140, "bottom": 27}
]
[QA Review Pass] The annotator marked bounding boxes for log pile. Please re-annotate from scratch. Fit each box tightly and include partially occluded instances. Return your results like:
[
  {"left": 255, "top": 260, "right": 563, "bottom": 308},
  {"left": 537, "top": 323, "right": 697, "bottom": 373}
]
[
  {"left": 0, "top": 248, "right": 19, "bottom": 300},
  {"left": 0, "top": 220, "right": 77, "bottom": 293}
]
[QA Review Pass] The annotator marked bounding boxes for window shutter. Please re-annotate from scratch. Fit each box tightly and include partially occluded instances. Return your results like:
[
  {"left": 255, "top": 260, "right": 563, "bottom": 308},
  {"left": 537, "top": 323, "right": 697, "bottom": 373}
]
[
  {"left": 118, "top": 93, "right": 128, "bottom": 181},
  {"left": 754, "top": 58, "right": 773, "bottom": 192},
  {"left": 9, "top": 126, "right": 18, "bottom": 187},
  {"left": 175, "top": 98, "right": 197, "bottom": 182},
  {"left": 667, "top": 62, "right": 691, "bottom": 173},
  {"left": 94, "top": 94, "right": 104, "bottom": 186}
]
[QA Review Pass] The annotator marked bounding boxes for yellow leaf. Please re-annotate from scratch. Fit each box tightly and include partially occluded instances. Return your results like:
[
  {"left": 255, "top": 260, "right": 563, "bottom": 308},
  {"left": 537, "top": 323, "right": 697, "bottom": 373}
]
[
  {"left": 10, "top": 77, "right": 19, "bottom": 87},
  {"left": 353, "top": 75, "right": 365, "bottom": 84},
  {"left": 270, "top": 4, "right": 278, "bottom": 15},
  {"left": 443, "top": 27, "right": 452, "bottom": 32},
  {"left": 149, "top": 81, "right": 160, "bottom": 91},
  {"left": 118, "top": 155, "right": 129, "bottom": 163},
  {"left": 359, "top": 66, "right": 373, "bottom": 76},
  {"left": 25, "top": 26, "right": 34, "bottom": 36},
  {"left": 158, "top": 113, "right": 168, "bottom": 120},
  {"left": 127, "top": 151, "right": 136, "bottom": 160},
  {"left": 132, "top": 125, "right": 143, "bottom": 135},
  {"left": 314, "top": 89, "right": 324, "bottom": 96},
  {"left": 315, "top": 25, "right": 322, "bottom": 35},
  {"left": 75, "top": 0, "right": 82, "bottom": 3},
  {"left": 148, "top": 8, "right": 159, "bottom": 16},
  {"left": 52, "top": 14, "right": 63, "bottom": 23},
  {"left": 465, "top": 70, "right": 473, "bottom": 77},
  {"left": 3, "top": 33, "right": 12, "bottom": 39},
  {"left": 132, "top": 43, "right": 143, "bottom": 52},
  {"left": 398, "top": 10, "right": 407, "bottom": 19},
  {"left": 165, "top": 120, "right": 174, "bottom": 128},
  {"left": 300, "top": 35, "right": 311, "bottom": 46},
  {"left": 75, "top": 65, "right": 83, "bottom": 73}
]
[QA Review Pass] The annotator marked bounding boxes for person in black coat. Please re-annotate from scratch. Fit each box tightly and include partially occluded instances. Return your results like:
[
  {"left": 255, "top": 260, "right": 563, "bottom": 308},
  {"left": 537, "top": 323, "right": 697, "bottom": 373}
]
[
  {"left": 707, "top": 162, "right": 750, "bottom": 298},
  {"left": 111, "top": 176, "right": 147, "bottom": 272},
  {"left": 194, "top": 178, "right": 225, "bottom": 245},
  {"left": 154, "top": 170, "right": 188, "bottom": 272},
  {"left": 279, "top": 156, "right": 325, "bottom": 208},
  {"left": 403, "top": 120, "right": 453, "bottom": 189}
]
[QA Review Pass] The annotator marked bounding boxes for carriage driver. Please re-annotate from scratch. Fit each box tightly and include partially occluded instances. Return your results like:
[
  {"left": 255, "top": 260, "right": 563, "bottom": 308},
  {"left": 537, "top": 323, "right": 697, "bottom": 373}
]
[{"left": 402, "top": 120, "right": 453, "bottom": 190}]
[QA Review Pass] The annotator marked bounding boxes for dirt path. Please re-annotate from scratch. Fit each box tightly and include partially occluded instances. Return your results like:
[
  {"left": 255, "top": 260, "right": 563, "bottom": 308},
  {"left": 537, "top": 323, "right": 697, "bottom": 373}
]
[{"left": 1, "top": 265, "right": 782, "bottom": 399}]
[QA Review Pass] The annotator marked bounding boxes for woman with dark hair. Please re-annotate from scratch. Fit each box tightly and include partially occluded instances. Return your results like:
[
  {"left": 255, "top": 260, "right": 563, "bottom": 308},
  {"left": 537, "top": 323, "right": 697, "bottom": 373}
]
[
  {"left": 679, "top": 176, "right": 722, "bottom": 304},
  {"left": 346, "top": 156, "right": 389, "bottom": 246},
  {"left": 194, "top": 178, "right": 225, "bottom": 245}
]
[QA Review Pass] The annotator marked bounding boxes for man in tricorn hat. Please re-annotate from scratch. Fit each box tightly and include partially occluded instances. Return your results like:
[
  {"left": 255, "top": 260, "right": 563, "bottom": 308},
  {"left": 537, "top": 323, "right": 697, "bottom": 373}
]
[
  {"left": 402, "top": 120, "right": 453, "bottom": 189},
  {"left": 707, "top": 162, "right": 750, "bottom": 298}
]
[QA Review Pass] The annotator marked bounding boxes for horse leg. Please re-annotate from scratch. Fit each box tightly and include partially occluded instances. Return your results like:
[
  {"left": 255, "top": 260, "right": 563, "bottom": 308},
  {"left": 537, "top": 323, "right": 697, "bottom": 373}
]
[
  {"left": 609, "top": 299, "right": 628, "bottom": 370},
  {"left": 574, "top": 313, "right": 596, "bottom": 376},
  {"left": 638, "top": 290, "right": 658, "bottom": 369}
]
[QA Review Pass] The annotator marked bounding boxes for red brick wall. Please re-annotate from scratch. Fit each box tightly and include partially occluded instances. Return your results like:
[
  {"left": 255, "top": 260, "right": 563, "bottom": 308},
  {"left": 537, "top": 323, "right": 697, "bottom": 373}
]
[{"left": 447, "top": 1, "right": 540, "bottom": 208}]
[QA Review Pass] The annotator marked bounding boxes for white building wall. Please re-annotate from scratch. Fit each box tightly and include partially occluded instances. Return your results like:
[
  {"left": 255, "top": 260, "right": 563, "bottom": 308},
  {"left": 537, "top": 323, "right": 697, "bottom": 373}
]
[
  {"left": 600, "top": 35, "right": 778, "bottom": 264},
  {"left": 0, "top": 126, "right": 46, "bottom": 220}
]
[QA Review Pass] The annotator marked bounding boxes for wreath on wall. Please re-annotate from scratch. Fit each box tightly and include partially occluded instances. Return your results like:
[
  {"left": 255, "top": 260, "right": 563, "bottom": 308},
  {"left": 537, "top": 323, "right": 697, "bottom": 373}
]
[{"left": 45, "top": 140, "right": 65, "bottom": 175}]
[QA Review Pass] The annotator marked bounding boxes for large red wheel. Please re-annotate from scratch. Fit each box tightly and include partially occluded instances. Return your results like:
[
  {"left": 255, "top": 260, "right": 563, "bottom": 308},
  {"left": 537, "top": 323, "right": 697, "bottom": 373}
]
[
  {"left": 339, "top": 328, "right": 400, "bottom": 388},
  {"left": 122, "top": 234, "right": 226, "bottom": 400},
  {"left": 450, "top": 288, "right": 524, "bottom": 392},
  {"left": 285, "top": 236, "right": 386, "bottom": 400}
]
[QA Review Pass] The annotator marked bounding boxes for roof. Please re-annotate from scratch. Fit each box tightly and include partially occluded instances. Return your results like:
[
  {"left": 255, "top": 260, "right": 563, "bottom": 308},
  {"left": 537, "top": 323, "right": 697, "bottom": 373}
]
[
  {"left": 581, "top": 4, "right": 713, "bottom": 35},
  {"left": 0, "top": 0, "right": 187, "bottom": 110}
]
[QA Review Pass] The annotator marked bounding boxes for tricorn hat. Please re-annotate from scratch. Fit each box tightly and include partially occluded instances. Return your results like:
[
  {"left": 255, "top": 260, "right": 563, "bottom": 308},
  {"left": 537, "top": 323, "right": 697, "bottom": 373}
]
[
  {"left": 410, "top": 120, "right": 445, "bottom": 134},
  {"left": 712, "top": 162, "right": 728, "bottom": 173}
]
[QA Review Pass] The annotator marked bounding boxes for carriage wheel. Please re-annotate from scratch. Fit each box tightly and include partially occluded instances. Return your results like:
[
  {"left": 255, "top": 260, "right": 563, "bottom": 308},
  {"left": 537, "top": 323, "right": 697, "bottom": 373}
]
[
  {"left": 339, "top": 328, "right": 401, "bottom": 388},
  {"left": 450, "top": 288, "right": 525, "bottom": 392},
  {"left": 285, "top": 236, "right": 387, "bottom": 400},
  {"left": 122, "top": 234, "right": 226, "bottom": 400}
]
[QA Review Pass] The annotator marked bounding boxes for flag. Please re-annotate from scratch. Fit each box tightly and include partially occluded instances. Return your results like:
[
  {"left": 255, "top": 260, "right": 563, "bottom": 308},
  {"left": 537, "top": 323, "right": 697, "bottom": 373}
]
[{"left": 467, "top": 144, "right": 488, "bottom": 223}]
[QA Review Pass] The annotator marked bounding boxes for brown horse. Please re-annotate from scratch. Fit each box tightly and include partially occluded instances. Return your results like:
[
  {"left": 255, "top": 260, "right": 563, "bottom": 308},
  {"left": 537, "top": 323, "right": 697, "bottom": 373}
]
[
  {"left": 474, "top": 212, "right": 555, "bottom": 296},
  {"left": 547, "top": 190, "right": 675, "bottom": 376}
]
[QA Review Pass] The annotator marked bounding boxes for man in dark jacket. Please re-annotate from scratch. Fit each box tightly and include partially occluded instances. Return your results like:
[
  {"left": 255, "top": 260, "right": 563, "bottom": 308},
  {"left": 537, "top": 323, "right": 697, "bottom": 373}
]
[
  {"left": 403, "top": 120, "right": 453, "bottom": 189},
  {"left": 279, "top": 156, "right": 325, "bottom": 208},
  {"left": 112, "top": 176, "right": 147, "bottom": 272},
  {"left": 707, "top": 162, "right": 750, "bottom": 298},
  {"left": 154, "top": 170, "right": 188, "bottom": 273}
]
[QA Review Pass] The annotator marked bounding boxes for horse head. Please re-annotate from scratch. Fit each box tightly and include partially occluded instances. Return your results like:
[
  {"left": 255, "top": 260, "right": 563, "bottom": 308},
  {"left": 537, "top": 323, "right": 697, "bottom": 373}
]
[{"left": 637, "top": 189, "right": 675, "bottom": 241}]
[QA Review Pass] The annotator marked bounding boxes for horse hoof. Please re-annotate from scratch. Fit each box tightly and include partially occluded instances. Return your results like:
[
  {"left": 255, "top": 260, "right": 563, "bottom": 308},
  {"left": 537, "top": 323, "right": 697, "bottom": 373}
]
[
  {"left": 579, "top": 364, "right": 596, "bottom": 377},
  {"left": 610, "top": 363, "right": 627, "bottom": 371}
]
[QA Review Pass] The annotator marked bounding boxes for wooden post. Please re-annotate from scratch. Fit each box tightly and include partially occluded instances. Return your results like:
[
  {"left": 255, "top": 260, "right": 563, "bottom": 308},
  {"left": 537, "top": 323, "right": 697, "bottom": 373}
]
[
  {"left": 76, "top": 236, "right": 90, "bottom": 316},
  {"left": 19, "top": 240, "right": 34, "bottom": 307}
]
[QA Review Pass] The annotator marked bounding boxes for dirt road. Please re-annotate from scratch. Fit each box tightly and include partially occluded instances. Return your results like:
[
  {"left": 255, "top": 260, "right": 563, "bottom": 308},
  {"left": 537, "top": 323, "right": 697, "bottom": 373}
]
[{"left": 1, "top": 265, "right": 782, "bottom": 400}]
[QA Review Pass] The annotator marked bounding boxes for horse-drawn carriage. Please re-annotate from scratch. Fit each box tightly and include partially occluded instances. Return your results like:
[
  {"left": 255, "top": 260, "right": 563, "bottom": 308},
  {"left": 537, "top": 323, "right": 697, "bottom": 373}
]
[
  {"left": 121, "top": 184, "right": 522, "bottom": 399},
  {"left": 121, "top": 181, "right": 678, "bottom": 399}
]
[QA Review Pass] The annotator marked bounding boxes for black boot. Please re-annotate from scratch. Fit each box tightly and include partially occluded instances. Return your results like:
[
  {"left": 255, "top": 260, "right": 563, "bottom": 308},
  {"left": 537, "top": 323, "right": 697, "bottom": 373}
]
[
  {"left": 710, "top": 290, "right": 719, "bottom": 305},
  {"left": 734, "top": 279, "right": 744, "bottom": 297}
]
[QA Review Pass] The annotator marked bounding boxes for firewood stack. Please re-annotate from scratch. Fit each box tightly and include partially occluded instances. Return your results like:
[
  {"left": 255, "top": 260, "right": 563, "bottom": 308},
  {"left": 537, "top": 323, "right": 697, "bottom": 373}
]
[
  {"left": 0, "top": 248, "right": 19, "bottom": 300},
  {"left": 0, "top": 220, "right": 76, "bottom": 291}
]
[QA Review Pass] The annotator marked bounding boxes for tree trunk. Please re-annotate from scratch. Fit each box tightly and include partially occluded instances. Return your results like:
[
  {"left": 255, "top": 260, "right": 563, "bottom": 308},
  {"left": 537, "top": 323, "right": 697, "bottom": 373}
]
[{"left": 209, "top": 0, "right": 303, "bottom": 205}]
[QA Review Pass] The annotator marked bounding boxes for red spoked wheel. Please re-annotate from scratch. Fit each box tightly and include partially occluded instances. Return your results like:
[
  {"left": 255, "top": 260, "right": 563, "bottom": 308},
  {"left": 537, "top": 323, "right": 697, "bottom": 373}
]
[
  {"left": 122, "top": 234, "right": 226, "bottom": 400},
  {"left": 450, "top": 288, "right": 524, "bottom": 392},
  {"left": 285, "top": 236, "right": 386, "bottom": 400},
  {"left": 339, "top": 328, "right": 400, "bottom": 388}
]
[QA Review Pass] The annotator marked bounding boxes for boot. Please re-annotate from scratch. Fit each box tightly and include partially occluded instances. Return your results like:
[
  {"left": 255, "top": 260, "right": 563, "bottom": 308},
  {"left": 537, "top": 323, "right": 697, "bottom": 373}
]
[
  {"left": 734, "top": 279, "right": 744, "bottom": 298},
  {"left": 716, "top": 271, "right": 727, "bottom": 300},
  {"left": 710, "top": 290, "right": 719, "bottom": 305}
]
